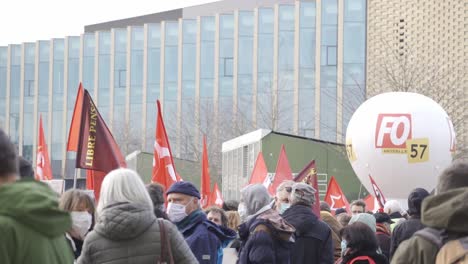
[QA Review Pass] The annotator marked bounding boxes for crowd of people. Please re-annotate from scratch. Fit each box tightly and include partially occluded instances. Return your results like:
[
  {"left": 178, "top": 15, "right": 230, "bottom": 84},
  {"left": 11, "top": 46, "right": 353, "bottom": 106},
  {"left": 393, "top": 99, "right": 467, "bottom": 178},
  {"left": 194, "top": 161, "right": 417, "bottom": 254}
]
[{"left": 0, "top": 127, "right": 467, "bottom": 264}]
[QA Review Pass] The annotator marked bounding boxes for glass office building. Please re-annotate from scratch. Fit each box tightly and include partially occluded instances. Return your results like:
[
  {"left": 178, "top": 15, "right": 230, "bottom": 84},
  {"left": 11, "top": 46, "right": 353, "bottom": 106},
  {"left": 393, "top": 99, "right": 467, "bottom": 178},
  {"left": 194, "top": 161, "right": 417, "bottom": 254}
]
[{"left": 0, "top": 0, "right": 366, "bottom": 178}]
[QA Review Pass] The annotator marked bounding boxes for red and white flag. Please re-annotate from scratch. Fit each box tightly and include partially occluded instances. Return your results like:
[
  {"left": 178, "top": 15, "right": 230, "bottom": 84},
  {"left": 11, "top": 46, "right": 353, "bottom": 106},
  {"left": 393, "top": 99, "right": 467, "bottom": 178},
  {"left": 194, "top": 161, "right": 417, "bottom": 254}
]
[
  {"left": 249, "top": 152, "right": 268, "bottom": 185},
  {"left": 201, "top": 135, "right": 211, "bottom": 208},
  {"left": 152, "top": 100, "right": 179, "bottom": 190},
  {"left": 268, "top": 145, "right": 293, "bottom": 195},
  {"left": 209, "top": 182, "right": 223, "bottom": 207},
  {"left": 294, "top": 160, "right": 321, "bottom": 218},
  {"left": 36, "top": 115, "right": 53, "bottom": 181},
  {"left": 324, "top": 176, "right": 350, "bottom": 214},
  {"left": 369, "top": 175, "right": 387, "bottom": 212},
  {"left": 364, "top": 194, "right": 377, "bottom": 213}
]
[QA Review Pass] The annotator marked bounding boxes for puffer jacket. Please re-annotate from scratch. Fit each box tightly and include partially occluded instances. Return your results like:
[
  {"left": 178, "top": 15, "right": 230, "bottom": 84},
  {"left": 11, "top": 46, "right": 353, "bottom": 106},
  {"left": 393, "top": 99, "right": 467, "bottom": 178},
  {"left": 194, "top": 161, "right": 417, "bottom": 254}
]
[
  {"left": 238, "top": 208, "right": 295, "bottom": 264},
  {"left": 77, "top": 202, "right": 197, "bottom": 264},
  {"left": 391, "top": 187, "right": 468, "bottom": 264},
  {"left": 282, "top": 205, "right": 334, "bottom": 264}
]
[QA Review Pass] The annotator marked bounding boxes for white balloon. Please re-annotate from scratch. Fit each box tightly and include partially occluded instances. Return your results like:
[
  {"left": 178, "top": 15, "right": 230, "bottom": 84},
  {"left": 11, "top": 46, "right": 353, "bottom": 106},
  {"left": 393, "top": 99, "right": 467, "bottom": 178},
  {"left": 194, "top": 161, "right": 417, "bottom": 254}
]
[{"left": 346, "top": 92, "right": 456, "bottom": 200}]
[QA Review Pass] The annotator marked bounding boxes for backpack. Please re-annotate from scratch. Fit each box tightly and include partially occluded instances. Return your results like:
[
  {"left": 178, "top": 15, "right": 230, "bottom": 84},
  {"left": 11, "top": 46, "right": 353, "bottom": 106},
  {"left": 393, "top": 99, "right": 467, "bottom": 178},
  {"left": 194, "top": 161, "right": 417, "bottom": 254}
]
[
  {"left": 349, "top": 256, "right": 376, "bottom": 264},
  {"left": 415, "top": 228, "right": 468, "bottom": 264}
]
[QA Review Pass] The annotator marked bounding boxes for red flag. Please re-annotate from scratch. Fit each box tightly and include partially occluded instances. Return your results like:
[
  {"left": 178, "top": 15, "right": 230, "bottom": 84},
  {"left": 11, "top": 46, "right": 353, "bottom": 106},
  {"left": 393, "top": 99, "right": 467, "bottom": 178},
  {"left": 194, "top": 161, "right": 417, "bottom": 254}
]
[
  {"left": 369, "top": 175, "right": 387, "bottom": 212},
  {"left": 209, "top": 182, "right": 223, "bottom": 207},
  {"left": 364, "top": 194, "right": 376, "bottom": 213},
  {"left": 201, "top": 135, "right": 211, "bottom": 208},
  {"left": 249, "top": 152, "right": 268, "bottom": 185},
  {"left": 268, "top": 145, "right": 293, "bottom": 195},
  {"left": 152, "top": 100, "right": 178, "bottom": 190},
  {"left": 67, "top": 83, "right": 84, "bottom": 151},
  {"left": 36, "top": 115, "right": 53, "bottom": 181},
  {"left": 324, "top": 176, "right": 350, "bottom": 214},
  {"left": 294, "top": 160, "right": 320, "bottom": 217}
]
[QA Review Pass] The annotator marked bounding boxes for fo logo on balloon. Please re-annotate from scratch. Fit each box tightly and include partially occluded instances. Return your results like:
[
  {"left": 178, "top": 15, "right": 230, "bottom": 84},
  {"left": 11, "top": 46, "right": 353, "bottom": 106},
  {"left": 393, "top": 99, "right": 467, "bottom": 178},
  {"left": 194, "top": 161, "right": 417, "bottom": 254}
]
[{"left": 375, "top": 114, "right": 412, "bottom": 154}]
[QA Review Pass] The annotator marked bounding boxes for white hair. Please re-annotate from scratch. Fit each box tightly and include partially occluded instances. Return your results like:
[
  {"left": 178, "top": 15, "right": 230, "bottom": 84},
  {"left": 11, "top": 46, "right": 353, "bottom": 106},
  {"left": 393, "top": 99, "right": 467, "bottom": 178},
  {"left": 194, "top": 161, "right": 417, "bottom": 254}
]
[
  {"left": 384, "top": 200, "right": 402, "bottom": 215},
  {"left": 97, "top": 168, "right": 154, "bottom": 215}
]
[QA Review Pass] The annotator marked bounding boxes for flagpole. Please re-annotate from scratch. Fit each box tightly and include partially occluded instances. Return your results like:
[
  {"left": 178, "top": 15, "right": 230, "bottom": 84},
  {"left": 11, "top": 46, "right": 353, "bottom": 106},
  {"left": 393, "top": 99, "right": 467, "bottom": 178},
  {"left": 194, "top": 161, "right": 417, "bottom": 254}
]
[
  {"left": 73, "top": 168, "right": 78, "bottom": 189},
  {"left": 358, "top": 183, "right": 363, "bottom": 199}
]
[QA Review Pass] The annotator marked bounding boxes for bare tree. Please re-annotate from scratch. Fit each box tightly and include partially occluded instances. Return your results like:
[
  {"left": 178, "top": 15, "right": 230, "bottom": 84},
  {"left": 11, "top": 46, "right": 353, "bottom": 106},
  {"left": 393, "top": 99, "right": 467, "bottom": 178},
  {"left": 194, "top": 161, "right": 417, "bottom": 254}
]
[{"left": 112, "top": 118, "right": 143, "bottom": 156}]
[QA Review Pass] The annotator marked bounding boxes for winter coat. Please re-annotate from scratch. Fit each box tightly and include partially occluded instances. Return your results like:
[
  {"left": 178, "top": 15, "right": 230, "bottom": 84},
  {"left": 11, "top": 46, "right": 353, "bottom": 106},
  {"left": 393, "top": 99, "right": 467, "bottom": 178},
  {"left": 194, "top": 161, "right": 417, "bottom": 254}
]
[
  {"left": 0, "top": 180, "right": 74, "bottom": 264},
  {"left": 388, "top": 212, "right": 405, "bottom": 231},
  {"left": 177, "top": 209, "right": 236, "bottom": 264},
  {"left": 389, "top": 217, "right": 425, "bottom": 260},
  {"left": 238, "top": 208, "right": 295, "bottom": 264},
  {"left": 341, "top": 250, "right": 389, "bottom": 264},
  {"left": 321, "top": 210, "right": 344, "bottom": 261},
  {"left": 376, "top": 223, "right": 391, "bottom": 260},
  {"left": 77, "top": 202, "right": 197, "bottom": 264},
  {"left": 391, "top": 187, "right": 468, "bottom": 264},
  {"left": 281, "top": 205, "right": 333, "bottom": 264}
]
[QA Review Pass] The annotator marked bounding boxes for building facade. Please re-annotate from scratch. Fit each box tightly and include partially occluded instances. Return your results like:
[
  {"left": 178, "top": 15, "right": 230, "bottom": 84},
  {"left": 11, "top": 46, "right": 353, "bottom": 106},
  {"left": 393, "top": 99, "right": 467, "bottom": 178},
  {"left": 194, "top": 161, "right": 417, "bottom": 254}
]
[{"left": 0, "top": 0, "right": 367, "bottom": 178}]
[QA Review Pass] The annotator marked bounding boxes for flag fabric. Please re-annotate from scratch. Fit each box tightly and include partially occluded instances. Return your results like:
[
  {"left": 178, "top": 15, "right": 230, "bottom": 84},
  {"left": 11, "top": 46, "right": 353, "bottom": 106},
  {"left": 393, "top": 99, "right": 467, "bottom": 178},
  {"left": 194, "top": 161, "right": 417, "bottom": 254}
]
[
  {"left": 369, "top": 175, "right": 387, "bottom": 212},
  {"left": 268, "top": 145, "right": 293, "bottom": 195},
  {"left": 201, "top": 135, "right": 211, "bottom": 208},
  {"left": 294, "top": 160, "right": 320, "bottom": 217},
  {"left": 36, "top": 115, "right": 53, "bottom": 181},
  {"left": 67, "top": 83, "right": 84, "bottom": 152},
  {"left": 85, "top": 170, "right": 107, "bottom": 200},
  {"left": 324, "top": 176, "right": 350, "bottom": 214},
  {"left": 249, "top": 152, "right": 268, "bottom": 185},
  {"left": 364, "top": 194, "right": 376, "bottom": 213},
  {"left": 152, "top": 100, "right": 178, "bottom": 190},
  {"left": 75, "top": 90, "right": 126, "bottom": 172},
  {"left": 209, "top": 182, "right": 224, "bottom": 207}
]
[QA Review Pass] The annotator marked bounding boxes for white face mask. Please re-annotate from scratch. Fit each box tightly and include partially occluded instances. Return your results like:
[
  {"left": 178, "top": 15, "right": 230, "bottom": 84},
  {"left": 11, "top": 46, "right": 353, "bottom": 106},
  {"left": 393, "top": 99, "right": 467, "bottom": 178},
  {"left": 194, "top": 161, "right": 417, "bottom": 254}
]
[
  {"left": 167, "top": 200, "right": 191, "bottom": 223},
  {"left": 70, "top": 211, "right": 92, "bottom": 240},
  {"left": 238, "top": 203, "right": 248, "bottom": 222}
]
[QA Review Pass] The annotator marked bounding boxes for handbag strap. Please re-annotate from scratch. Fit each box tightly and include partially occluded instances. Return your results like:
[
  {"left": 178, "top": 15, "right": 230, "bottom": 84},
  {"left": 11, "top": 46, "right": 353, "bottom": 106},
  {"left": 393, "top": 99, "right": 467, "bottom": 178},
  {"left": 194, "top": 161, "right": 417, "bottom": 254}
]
[{"left": 158, "top": 219, "right": 175, "bottom": 264}]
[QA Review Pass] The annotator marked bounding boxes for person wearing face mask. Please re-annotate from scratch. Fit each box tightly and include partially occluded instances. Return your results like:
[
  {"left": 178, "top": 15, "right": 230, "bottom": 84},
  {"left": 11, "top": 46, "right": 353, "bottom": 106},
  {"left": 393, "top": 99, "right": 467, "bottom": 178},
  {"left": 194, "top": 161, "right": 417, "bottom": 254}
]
[
  {"left": 273, "top": 180, "right": 294, "bottom": 214},
  {"left": 59, "top": 189, "right": 95, "bottom": 259},
  {"left": 282, "top": 183, "right": 334, "bottom": 264},
  {"left": 237, "top": 184, "right": 295, "bottom": 264},
  {"left": 166, "top": 181, "right": 236, "bottom": 264}
]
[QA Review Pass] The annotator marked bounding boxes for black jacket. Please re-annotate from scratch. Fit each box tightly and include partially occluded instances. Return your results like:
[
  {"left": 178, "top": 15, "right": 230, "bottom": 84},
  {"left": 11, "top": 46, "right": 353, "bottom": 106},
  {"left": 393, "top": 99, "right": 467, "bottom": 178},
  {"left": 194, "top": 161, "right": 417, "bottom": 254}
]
[
  {"left": 282, "top": 204, "right": 334, "bottom": 264},
  {"left": 389, "top": 217, "right": 425, "bottom": 259}
]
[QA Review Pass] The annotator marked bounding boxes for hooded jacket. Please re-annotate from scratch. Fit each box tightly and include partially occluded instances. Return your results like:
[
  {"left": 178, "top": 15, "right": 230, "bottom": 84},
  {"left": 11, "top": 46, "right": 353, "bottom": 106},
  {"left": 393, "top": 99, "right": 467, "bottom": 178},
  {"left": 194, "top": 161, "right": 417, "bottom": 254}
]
[
  {"left": 177, "top": 209, "right": 236, "bottom": 264},
  {"left": 282, "top": 205, "right": 334, "bottom": 264},
  {"left": 78, "top": 202, "right": 197, "bottom": 264},
  {"left": 0, "top": 180, "right": 74, "bottom": 264},
  {"left": 321, "top": 210, "right": 344, "bottom": 261},
  {"left": 391, "top": 187, "right": 468, "bottom": 264}
]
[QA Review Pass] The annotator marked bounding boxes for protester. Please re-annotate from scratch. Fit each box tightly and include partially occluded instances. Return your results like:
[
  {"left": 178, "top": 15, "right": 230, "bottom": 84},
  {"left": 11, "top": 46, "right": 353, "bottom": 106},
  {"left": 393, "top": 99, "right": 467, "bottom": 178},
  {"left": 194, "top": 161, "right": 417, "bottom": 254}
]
[
  {"left": 205, "top": 206, "right": 228, "bottom": 227},
  {"left": 374, "top": 213, "right": 393, "bottom": 260},
  {"left": 337, "top": 213, "right": 352, "bottom": 227},
  {"left": 383, "top": 200, "right": 405, "bottom": 230},
  {"left": 349, "top": 213, "right": 377, "bottom": 233},
  {"left": 389, "top": 188, "right": 429, "bottom": 259},
  {"left": 392, "top": 160, "right": 468, "bottom": 264},
  {"left": 273, "top": 180, "right": 294, "bottom": 214},
  {"left": 320, "top": 201, "right": 344, "bottom": 261},
  {"left": 335, "top": 208, "right": 347, "bottom": 216},
  {"left": 19, "top": 156, "right": 35, "bottom": 179},
  {"left": 166, "top": 181, "right": 235, "bottom": 264},
  {"left": 146, "top": 183, "right": 169, "bottom": 219},
  {"left": 282, "top": 183, "right": 334, "bottom": 263},
  {"left": 237, "top": 184, "right": 295, "bottom": 263},
  {"left": 59, "top": 189, "right": 95, "bottom": 259},
  {"left": 0, "top": 129, "right": 74, "bottom": 263},
  {"left": 223, "top": 200, "right": 239, "bottom": 211},
  {"left": 226, "top": 211, "right": 241, "bottom": 231},
  {"left": 350, "top": 200, "right": 366, "bottom": 215},
  {"left": 339, "top": 222, "right": 389, "bottom": 264},
  {"left": 78, "top": 168, "right": 197, "bottom": 264}
]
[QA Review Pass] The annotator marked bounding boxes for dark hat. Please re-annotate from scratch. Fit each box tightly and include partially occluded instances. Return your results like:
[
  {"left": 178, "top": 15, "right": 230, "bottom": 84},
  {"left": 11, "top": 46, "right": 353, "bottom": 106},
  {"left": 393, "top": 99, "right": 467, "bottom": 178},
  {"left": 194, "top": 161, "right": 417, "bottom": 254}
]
[
  {"left": 19, "top": 157, "right": 34, "bottom": 179},
  {"left": 166, "top": 181, "right": 201, "bottom": 199},
  {"left": 335, "top": 208, "right": 347, "bottom": 216},
  {"left": 374, "top": 212, "right": 394, "bottom": 224},
  {"left": 407, "top": 188, "right": 430, "bottom": 216}
]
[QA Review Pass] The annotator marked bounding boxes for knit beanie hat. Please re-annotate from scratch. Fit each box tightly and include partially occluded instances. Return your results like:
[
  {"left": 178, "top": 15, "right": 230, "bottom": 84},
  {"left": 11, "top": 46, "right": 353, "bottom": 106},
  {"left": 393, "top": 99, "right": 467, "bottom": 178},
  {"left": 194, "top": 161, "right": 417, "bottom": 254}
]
[
  {"left": 166, "top": 181, "right": 201, "bottom": 199},
  {"left": 349, "top": 213, "right": 377, "bottom": 233}
]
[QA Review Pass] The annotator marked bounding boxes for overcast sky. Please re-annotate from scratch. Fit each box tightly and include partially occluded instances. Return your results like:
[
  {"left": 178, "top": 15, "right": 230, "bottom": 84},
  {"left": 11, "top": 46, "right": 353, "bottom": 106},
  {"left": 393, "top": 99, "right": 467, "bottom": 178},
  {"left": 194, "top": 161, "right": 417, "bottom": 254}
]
[{"left": 0, "top": 0, "right": 217, "bottom": 46}]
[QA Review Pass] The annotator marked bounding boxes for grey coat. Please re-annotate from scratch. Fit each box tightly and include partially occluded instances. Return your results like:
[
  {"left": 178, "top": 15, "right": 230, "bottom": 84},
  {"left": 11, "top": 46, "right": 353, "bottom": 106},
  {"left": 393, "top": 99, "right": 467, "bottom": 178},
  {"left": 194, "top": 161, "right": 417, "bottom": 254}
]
[{"left": 77, "top": 202, "right": 197, "bottom": 264}]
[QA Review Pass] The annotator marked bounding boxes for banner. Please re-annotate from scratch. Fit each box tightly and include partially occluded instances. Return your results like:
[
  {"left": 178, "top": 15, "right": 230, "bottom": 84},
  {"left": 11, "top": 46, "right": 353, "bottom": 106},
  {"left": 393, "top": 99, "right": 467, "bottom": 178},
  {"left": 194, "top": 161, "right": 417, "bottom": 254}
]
[{"left": 324, "top": 176, "right": 350, "bottom": 213}]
